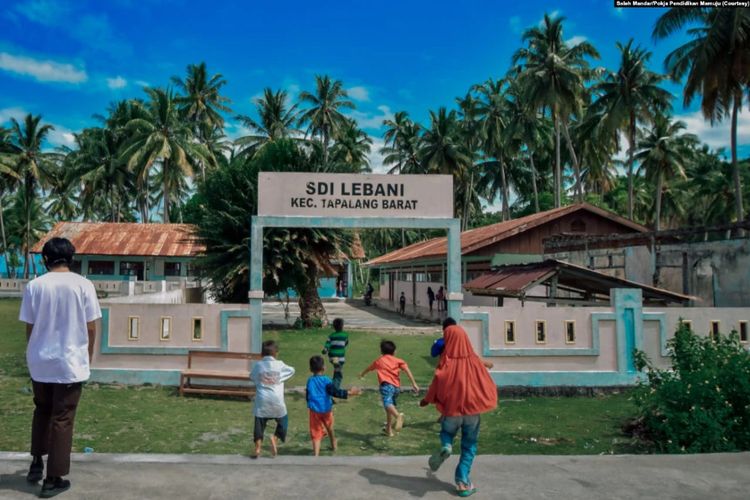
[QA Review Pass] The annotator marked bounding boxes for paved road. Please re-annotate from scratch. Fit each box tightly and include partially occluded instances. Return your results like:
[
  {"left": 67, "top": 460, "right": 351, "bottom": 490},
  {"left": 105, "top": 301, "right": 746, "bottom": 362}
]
[
  {"left": 1, "top": 452, "right": 748, "bottom": 499},
  {"left": 262, "top": 300, "right": 440, "bottom": 332}
]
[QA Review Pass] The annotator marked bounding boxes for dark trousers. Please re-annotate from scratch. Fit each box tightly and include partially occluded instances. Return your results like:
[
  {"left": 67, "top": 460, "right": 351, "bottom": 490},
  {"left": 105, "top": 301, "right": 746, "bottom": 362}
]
[
  {"left": 31, "top": 381, "right": 83, "bottom": 477},
  {"left": 331, "top": 360, "right": 345, "bottom": 390}
]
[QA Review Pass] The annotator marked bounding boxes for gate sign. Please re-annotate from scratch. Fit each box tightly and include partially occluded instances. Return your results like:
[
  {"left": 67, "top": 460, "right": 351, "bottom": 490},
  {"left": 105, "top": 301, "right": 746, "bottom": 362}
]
[{"left": 258, "top": 173, "right": 453, "bottom": 218}]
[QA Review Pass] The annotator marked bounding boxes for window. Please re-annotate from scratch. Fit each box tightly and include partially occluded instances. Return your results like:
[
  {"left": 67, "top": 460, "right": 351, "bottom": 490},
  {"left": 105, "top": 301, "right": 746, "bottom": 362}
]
[
  {"left": 119, "top": 261, "right": 144, "bottom": 280},
  {"left": 160, "top": 317, "right": 172, "bottom": 341},
  {"left": 164, "top": 261, "right": 182, "bottom": 277},
  {"left": 504, "top": 321, "right": 516, "bottom": 344},
  {"left": 607, "top": 255, "right": 614, "bottom": 268},
  {"left": 710, "top": 321, "right": 720, "bottom": 341},
  {"left": 88, "top": 260, "right": 115, "bottom": 275},
  {"left": 588, "top": 256, "right": 595, "bottom": 269},
  {"left": 565, "top": 320, "right": 576, "bottom": 344},
  {"left": 535, "top": 320, "right": 547, "bottom": 344},
  {"left": 679, "top": 319, "right": 692, "bottom": 331},
  {"left": 192, "top": 317, "right": 203, "bottom": 342},
  {"left": 739, "top": 321, "right": 748, "bottom": 343},
  {"left": 70, "top": 260, "right": 82, "bottom": 274},
  {"left": 127, "top": 316, "right": 140, "bottom": 341},
  {"left": 571, "top": 219, "right": 586, "bottom": 232}
]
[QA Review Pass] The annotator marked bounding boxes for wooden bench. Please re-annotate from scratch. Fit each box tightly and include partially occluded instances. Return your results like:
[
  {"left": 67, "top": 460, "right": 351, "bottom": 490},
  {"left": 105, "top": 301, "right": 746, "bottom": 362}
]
[{"left": 179, "top": 351, "right": 262, "bottom": 398}]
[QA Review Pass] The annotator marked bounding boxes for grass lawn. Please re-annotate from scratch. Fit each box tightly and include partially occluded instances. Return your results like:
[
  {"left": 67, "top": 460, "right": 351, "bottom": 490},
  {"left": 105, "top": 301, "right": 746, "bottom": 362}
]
[{"left": 0, "top": 298, "right": 643, "bottom": 456}]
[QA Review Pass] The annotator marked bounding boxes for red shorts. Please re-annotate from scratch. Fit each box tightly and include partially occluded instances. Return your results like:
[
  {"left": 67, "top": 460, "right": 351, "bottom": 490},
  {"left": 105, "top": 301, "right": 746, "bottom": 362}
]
[{"left": 309, "top": 410, "right": 334, "bottom": 441}]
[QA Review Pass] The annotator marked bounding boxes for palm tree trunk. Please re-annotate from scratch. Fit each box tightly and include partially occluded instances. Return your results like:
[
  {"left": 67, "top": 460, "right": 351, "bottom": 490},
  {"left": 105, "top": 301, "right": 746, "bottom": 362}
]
[
  {"left": 730, "top": 95, "right": 744, "bottom": 224},
  {"left": 322, "top": 129, "right": 329, "bottom": 166},
  {"left": 628, "top": 113, "right": 636, "bottom": 221},
  {"left": 462, "top": 169, "right": 474, "bottom": 230},
  {"left": 654, "top": 174, "right": 663, "bottom": 231},
  {"left": 24, "top": 177, "right": 31, "bottom": 279},
  {"left": 298, "top": 262, "right": 327, "bottom": 327},
  {"left": 163, "top": 159, "right": 170, "bottom": 223},
  {"left": 0, "top": 189, "right": 10, "bottom": 278},
  {"left": 554, "top": 111, "right": 561, "bottom": 208},
  {"left": 499, "top": 158, "right": 510, "bottom": 221},
  {"left": 529, "top": 152, "right": 540, "bottom": 213},
  {"left": 562, "top": 121, "right": 582, "bottom": 202}
]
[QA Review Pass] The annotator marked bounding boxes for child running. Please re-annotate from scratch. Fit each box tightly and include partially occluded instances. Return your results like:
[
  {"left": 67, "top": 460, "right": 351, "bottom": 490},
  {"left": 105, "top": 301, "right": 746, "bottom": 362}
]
[
  {"left": 306, "top": 355, "right": 361, "bottom": 456},
  {"left": 250, "top": 340, "right": 295, "bottom": 458},
  {"left": 322, "top": 318, "right": 349, "bottom": 390},
  {"left": 359, "top": 340, "right": 419, "bottom": 437},
  {"left": 420, "top": 324, "right": 498, "bottom": 497}
]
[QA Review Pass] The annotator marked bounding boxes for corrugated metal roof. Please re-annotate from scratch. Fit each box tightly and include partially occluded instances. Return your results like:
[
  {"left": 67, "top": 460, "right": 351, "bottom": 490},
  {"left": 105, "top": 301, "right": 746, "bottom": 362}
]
[
  {"left": 365, "top": 203, "right": 648, "bottom": 267},
  {"left": 464, "top": 259, "right": 692, "bottom": 304},
  {"left": 31, "top": 222, "right": 205, "bottom": 257}
]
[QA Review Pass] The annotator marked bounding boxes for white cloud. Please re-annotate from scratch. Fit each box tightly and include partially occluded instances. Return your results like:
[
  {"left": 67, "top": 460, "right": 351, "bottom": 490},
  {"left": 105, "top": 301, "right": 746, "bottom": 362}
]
[
  {"left": 0, "top": 106, "right": 29, "bottom": 125},
  {"left": 12, "top": 0, "right": 68, "bottom": 26},
  {"left": 47, "top": 126, "right": 76, "bottom": 148},
  {"left": 367, "top": 137, "right": 388, "bottom": 174},
  {"left": 509, "top": 16, "right": 522, "bottom": 35},
  {"left": 347, "top": 86, "right": 370, "bottom": 102},
  {"left": 566, "top": 35, "right": 587, "bottom": 46},
  {"left": 134, "top": 80, "right": 150, "bottom": 88},
  {"left": 348, "top": 105, "right": 394, "bottom": 131},
  {"left": 0, "top": 51, "right": 87, "bottom": 83},
  {"left": 676, "top": 109, "right": 750, "bottom": 151},
  {"left": 106, "top": 76, "right": 127, "bottom": 89}
]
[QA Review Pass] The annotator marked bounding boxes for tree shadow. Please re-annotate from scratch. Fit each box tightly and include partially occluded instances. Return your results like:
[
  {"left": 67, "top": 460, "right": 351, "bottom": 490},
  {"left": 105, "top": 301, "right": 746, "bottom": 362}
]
[
  {"left": 0, "top": 468, "right": 40, "bottom": 496},
  {"left": 359, "top": 467, "right": 455, "bottom": 498}
]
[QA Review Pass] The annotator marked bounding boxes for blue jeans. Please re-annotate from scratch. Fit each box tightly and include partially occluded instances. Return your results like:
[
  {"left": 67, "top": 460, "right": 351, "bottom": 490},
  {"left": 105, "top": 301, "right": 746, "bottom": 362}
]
[
  {"left": 440, "top": 415, "right": 480, "bottom": 486},
  {"left": 379, "top": 382, "right": 400, "bottom": 408}
]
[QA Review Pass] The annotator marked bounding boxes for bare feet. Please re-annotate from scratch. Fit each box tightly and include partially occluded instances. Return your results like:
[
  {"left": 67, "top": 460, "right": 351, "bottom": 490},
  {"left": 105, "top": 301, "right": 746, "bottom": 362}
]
[
  {"left": 395, "top": 412, "right": 404, "bottom": 431},
  {"left": 382, "top": 428, "right": 394, "bottom": 437},
  {"left": 330, "top": 438, "right": 338, "bottom": 452},
  {"left": 270, "top": 437, "right": 278, "bottom": 457}
]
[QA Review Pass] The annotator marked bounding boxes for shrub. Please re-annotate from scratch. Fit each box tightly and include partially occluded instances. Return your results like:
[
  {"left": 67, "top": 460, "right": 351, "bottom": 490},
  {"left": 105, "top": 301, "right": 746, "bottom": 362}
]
[{"left": 633, "top": 324, "right": 750, "bottom": 452}]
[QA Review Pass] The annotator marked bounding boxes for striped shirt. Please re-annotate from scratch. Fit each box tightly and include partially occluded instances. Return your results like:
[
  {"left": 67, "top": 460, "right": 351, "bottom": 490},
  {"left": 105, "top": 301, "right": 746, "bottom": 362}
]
[{"left": 323, "top": 331, "right": 349, "bottom": 361}]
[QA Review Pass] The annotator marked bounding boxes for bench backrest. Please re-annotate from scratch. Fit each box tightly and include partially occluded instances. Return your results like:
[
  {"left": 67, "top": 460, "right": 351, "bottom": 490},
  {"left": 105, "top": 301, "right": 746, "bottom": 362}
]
[{"left": 187, "top": 351, "right": 263, "bottom": 369}]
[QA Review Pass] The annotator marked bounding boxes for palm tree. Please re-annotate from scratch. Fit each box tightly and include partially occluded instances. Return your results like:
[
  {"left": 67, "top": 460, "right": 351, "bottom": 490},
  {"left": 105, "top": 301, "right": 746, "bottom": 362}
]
[
  {"left": 68, "top": 127, "right": 134, "bottom": 221},
  {"left": 330, "top": 118, "right": 372, "bottom": 172},
  {"left": 474, "top": 79, "right": 513, "bottom": 220},
  {"left": 590, "top": 39, "right": 673, "bottom": 220},
  {"left": 513, "top": 13, "right": 600, "bottom": 206},
  {"left": 0, "top": 127, "right": 21, "bottom": 277},
  {"left": 6, "top": 114, "right": 54, "bottom": 278},
  {"left": 381, "top": 114, "right": 422, "bottom": 174},
  {"left": 634, "top": 115, "right": 697, "bottom": 230},
  {"left": 172, "top": 62, "right": 231, "bottom": 136},
  {"left": 235, "top": 88, "right": 299, "bottom": 156},
  {"left": 653, "top": 8, "right": 750, "bottom": 223},
  {"left": 121, "top": 88, "right": 213, "bottom": 223},
  {"left": 456, "top": 92, "right": 483, "bottom": 229},
  {"left": 298, "top": 75, "right": 355, "bottom": 165}
]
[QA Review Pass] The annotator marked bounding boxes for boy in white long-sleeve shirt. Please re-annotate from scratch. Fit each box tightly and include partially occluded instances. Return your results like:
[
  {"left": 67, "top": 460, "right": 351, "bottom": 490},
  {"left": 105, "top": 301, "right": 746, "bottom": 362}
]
[{"left": 250, "top": 340, "right": 295, "bottom": 458}]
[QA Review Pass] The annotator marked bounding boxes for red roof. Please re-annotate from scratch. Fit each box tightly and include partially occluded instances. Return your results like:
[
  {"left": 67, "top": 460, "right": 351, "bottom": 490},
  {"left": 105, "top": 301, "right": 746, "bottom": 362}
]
[
  {"left": 365, "top": 203, "right": 647, "bottom": 267},
  {"left": 31, "top": 222, "right": 205, "bottom": 257}
]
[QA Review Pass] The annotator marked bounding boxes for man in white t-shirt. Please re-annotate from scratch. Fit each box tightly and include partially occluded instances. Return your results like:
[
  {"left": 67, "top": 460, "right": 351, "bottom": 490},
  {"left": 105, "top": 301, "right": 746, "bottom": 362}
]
[{"left": 19, "top": 237, "right": 101, "bottom": 498}]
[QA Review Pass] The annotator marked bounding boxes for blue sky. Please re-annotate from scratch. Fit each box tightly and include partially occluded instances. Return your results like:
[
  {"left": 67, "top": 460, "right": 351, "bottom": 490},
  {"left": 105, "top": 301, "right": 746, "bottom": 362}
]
[{"left": 1, "top": 0, "right": 747, "bottom": 167}]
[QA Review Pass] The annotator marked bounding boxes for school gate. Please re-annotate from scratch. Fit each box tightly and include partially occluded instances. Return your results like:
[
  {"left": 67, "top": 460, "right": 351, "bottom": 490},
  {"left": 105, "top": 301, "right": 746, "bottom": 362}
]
[{"left": 248, "top": 172, "right": 461, "bottom": 352}]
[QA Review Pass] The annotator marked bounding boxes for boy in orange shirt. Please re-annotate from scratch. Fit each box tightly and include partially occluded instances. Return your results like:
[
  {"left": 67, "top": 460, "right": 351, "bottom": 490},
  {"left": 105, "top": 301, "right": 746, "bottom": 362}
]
[{"left": 359, "top": 340, "right": 419, "bottom": 437}]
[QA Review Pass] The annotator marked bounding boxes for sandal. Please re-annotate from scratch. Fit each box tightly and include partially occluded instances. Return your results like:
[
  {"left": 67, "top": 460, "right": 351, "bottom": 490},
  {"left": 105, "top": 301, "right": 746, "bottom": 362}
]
[{"left": 457, "top": 485, "right": 477, "bottom": 497}]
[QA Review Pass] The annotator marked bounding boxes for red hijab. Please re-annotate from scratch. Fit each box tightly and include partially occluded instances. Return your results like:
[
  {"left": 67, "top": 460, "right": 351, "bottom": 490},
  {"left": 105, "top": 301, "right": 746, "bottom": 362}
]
[{"left": 423, "top": 325, "right": 497, "bottom": 417}]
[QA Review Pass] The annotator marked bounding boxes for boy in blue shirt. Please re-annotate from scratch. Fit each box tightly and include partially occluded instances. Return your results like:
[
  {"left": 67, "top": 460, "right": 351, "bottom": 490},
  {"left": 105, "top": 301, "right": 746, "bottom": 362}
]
[{"left": 306, "top": 355, "right": 361, "bottom": 456}]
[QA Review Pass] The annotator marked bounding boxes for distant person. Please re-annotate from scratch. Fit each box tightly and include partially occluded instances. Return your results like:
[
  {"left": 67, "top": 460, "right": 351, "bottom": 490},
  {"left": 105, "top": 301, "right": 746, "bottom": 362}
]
[
  {"left": 250, "top": 340, "right": 295, "bottom": 458},
  {"left": 19, "top": 237, "right": 101, "bottom": 498},
  {"left": 359, "top": 340, "right": 420, "bottom": 437},
  {"left": 365, "top": 282, "right": 374, "bottom": 306},
  {"left": 322, "top": 318, "right": 349, "bottom": 390},
  {"left": 420, "top": 324, "right": 498, "bottom": 498},
  {"left": 306, "top": 355, "right": 361, "bottom": 456},
  {"left": 436, "top": 286, "right": 445, "bottom": 312},
  {"left": 399, "top": 292, "right": 406, "bottom": 315},
  {"left": 427, "top": 286, "right": 435, "bottom": 314}
]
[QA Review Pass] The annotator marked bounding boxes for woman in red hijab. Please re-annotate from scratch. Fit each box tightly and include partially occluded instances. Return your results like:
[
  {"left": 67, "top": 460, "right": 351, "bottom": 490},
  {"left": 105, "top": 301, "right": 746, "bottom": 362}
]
[{"left": 420, "top": 320, "right": 497, "bottom": 497}]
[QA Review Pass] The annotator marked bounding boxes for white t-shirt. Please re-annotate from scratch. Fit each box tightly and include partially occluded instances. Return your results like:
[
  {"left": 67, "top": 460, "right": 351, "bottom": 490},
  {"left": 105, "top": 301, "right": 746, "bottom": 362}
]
[
  {"left": 250, "top": 356, "right": 295, "bottom": 418},
  {"left": 19, "top": 271, "right": 102, "bottom": 383}
]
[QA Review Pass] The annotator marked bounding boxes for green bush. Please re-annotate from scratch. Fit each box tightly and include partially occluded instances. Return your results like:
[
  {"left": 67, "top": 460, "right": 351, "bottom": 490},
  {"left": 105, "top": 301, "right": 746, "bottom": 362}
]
[{"left": 633, "top": 324, "right": 750, "bottom": 452}]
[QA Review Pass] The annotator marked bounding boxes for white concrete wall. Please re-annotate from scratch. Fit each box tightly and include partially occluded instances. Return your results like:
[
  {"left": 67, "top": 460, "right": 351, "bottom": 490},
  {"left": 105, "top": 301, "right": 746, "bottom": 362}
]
[{"left": 93, "top": 303, "right": 252, "bottom": 372}]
